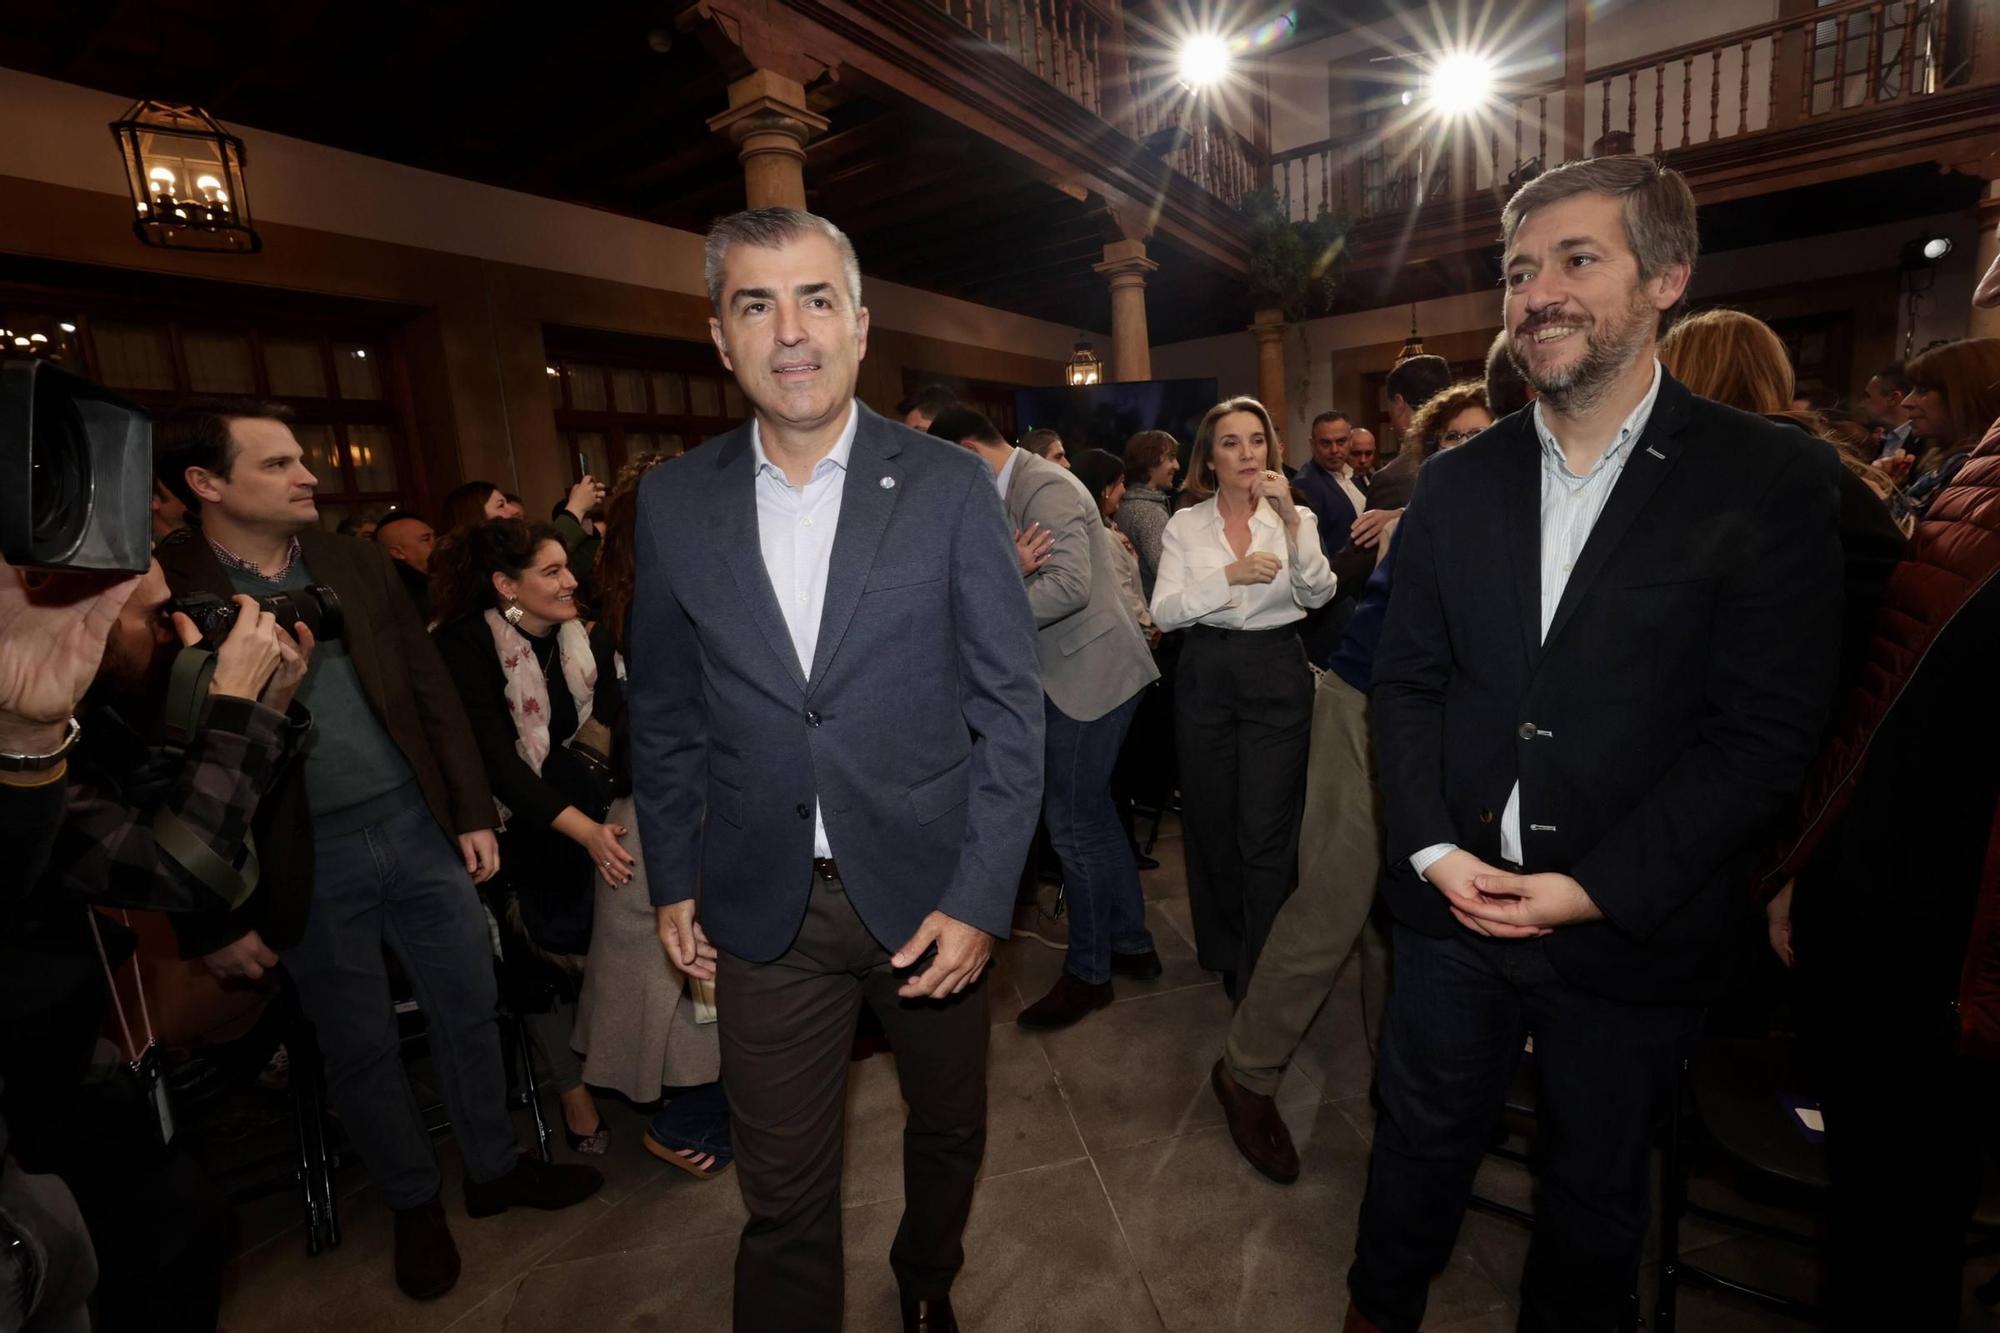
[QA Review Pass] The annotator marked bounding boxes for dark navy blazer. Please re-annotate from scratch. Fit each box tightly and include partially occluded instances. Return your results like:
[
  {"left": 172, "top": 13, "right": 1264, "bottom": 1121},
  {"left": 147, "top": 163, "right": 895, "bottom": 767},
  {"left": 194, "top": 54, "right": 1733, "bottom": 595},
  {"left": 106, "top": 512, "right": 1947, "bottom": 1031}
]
[{"left": 626, "top": 402, "right": 1045, "bottom": 963}]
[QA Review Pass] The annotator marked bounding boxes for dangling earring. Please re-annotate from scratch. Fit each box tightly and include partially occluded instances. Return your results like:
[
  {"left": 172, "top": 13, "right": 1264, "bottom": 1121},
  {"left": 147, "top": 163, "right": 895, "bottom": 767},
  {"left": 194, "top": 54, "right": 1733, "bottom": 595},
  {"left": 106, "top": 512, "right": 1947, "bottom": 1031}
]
[{"left": 502, "top": 597, "right": 525, "bottom": 626}]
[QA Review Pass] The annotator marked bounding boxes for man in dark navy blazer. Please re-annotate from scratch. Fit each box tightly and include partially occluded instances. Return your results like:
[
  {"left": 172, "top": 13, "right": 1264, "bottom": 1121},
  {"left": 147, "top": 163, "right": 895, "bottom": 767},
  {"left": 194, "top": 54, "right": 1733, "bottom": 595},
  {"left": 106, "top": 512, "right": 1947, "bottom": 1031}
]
[
  {"left": 1345, "top": 158, "right": 1844, "bottom": 1331},
  {"left": 626, "top": 208, "right": 1043, "bottom": 1333}
]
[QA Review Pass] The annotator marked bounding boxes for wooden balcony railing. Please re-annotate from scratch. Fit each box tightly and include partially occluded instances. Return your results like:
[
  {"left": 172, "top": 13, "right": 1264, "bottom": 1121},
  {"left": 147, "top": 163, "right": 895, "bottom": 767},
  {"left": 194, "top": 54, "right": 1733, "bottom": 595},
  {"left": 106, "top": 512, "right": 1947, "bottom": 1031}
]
[
  {"left": 1268, "top": 0, "right": 1960, "bottom": 225},
  {"left": 928, "top": 0, "right": 1116, "bottom": 118}
]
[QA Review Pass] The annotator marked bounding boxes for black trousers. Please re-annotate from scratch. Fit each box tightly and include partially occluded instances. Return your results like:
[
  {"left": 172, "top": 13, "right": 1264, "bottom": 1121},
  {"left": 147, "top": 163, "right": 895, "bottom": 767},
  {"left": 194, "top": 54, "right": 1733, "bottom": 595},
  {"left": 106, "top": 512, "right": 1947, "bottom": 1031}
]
[
  {"left": 1351, "top": 927, "right": 1700, "bottom": 1332},
  {"left": 716, "top": 873, "right": 989, "bottom": 1333},
  {"left": 1173, "top": 626, "right": 1314, "bottom": 981},
  {"left": 1803, "top": 952, "right": 1992, "bottom": 1331}
]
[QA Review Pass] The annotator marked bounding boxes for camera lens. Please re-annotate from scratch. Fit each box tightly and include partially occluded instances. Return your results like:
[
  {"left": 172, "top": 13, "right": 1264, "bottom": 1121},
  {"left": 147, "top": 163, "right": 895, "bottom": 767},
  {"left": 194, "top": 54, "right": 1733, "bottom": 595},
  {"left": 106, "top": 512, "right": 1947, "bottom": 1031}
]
[{"left": 29, "top": 391, "right": 90, "bottom": 556}]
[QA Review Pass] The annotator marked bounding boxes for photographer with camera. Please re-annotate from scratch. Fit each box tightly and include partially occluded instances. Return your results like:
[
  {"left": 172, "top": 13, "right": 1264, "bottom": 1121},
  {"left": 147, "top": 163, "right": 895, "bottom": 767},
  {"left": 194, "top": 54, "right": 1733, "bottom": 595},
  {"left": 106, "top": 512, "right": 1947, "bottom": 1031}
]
[
  {"left": 0, "top": 552, "right": 312, "bottom": 1331},
  {"left": 151, "top": 402, "right": 602, "bottom": 1302}
]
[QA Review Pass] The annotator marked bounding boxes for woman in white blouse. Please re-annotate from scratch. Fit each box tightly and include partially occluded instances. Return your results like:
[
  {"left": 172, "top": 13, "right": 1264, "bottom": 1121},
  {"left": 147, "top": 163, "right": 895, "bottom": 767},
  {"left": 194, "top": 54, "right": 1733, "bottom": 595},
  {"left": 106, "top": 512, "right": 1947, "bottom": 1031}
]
[{"left": 1150, "top": 396, "right": 1337, "bottom": 995}]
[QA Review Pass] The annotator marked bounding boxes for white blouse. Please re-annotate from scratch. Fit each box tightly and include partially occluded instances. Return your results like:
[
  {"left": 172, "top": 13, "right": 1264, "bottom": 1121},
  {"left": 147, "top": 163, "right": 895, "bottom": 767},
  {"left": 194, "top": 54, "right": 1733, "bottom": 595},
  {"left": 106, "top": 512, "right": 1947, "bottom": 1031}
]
[{"left": 1149, "top": 496, "right": 1338, "bottom": 632}]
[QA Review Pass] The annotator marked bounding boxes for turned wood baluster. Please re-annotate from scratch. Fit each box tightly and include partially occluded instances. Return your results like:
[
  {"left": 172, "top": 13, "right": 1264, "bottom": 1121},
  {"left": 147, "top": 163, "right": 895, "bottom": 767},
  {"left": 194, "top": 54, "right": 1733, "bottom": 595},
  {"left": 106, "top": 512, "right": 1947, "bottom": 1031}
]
[
  {"left": 1514, "top": 96, "right": 1523, "bottom": 170},
  {"left": 1655, "top": 62, "right": 1666, "bottom": 152},
  {"left": 1626, "top": 71, "right": 1636, "bottom": 137},
  {"left": 1601, "top": 75, "right": 1611, "bottom": 144},
  {"left": 1538, "top": 93, "right": 1547, "bottom": 164},
  {"left": 1681, "top": 53, "right": 1692, "bottom": 145},
  {"left": 1739, "top": 39, "right": 1751, "bottom": 133},
  {"left": 1033, "top": 0, "right": 1046, "bottom": 80},
  {"left": 1707, "top": 48, "right": 1721, "bottom": 140},
  {"left": 1065, "top": 2, "right": 1080, "bottom": 101},
  {"left": 1769, "top": 25, "right": 1783, "bottom": 121},
  {"left": 1088, "top": 20, "right": 1101, "bottom": 115}
]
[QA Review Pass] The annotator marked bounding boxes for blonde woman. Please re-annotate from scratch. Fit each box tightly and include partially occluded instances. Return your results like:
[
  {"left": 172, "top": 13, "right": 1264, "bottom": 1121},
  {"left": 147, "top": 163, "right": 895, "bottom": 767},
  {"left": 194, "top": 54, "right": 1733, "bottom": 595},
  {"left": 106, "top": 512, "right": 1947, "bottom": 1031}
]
[{"left": 1150, "top": 396, "right": 1336, "bottom": 993}]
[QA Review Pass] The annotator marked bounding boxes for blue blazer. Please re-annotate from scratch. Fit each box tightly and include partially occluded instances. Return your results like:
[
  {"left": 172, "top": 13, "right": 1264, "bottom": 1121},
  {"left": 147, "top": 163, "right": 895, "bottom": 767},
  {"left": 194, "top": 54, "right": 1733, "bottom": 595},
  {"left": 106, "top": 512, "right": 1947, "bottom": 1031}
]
[{"left": 626, "top": 402, "right": 1046, "bottom": 963}]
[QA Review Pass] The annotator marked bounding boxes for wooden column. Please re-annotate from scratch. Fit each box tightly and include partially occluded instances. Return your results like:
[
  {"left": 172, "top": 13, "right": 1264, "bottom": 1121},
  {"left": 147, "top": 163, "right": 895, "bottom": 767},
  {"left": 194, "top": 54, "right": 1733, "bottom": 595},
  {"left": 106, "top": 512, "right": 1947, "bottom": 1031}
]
[
  {"left": 707, "top": 69, "right": 829, "bottom": 210},
  {"left": 1971, "top": 181, "right": 2000, "bottom": 341},
  {"left": 1250, "top": 309, "right": 1288, "bottom": 451},
  {"left": 1094, "top": 239, "right": 1159, "bottom": 381},
  {"left": 1562, "top": 0, "right": 1588, "bottom": 161}
]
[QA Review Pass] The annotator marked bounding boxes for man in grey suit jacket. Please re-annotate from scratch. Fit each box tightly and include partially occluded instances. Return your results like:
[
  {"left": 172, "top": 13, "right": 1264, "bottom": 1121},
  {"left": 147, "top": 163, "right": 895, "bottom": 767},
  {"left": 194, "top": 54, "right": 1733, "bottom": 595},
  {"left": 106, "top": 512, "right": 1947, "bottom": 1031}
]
[
  {"left": 628, "top": 210, "right": 1044, "bottom": 1333},
  {"left": 928, "top": 407, "right": 1164, "bottom": 1031}
]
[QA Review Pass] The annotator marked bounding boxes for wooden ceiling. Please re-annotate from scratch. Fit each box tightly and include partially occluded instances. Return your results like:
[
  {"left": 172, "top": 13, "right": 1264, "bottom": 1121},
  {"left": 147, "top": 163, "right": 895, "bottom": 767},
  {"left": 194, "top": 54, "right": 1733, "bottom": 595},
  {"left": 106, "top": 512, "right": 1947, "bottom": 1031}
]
[{"left": 0, "top": 0, "right": 1252, "bottom": 342}]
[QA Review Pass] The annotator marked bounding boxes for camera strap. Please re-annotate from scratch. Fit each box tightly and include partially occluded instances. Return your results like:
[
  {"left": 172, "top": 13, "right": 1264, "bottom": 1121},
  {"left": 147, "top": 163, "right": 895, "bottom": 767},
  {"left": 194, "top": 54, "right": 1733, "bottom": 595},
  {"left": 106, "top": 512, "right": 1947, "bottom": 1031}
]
[
  {"left": 85, "top": 908, "right": 176, "bottom": 1150},
  {"left": 162, "top": 647, "right": 217, "bottom": 753},
  {"left": 154, "top": 645, "right": 261, "bottom": 908}
]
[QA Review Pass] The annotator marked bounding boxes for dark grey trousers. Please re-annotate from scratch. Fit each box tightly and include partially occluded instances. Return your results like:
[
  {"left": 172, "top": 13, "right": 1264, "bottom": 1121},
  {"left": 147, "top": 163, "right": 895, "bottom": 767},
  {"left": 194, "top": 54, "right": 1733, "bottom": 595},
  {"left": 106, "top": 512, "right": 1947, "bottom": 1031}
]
[{"left": 717, "top": 873, "right": 989, "bottom": 1333}]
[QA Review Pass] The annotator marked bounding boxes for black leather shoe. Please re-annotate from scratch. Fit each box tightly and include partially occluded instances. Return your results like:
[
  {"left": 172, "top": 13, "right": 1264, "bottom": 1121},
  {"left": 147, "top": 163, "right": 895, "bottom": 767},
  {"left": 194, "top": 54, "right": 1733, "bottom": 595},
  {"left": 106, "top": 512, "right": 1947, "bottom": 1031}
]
[
  {"left": 463, "top": 1154, "right": 603, "bottom": 1218},
  {"left": 902, "top": 1294, "right": 959, "bottom": 1333},
  {"left": 1134, "top": 851, "right": 1160, "bottom": 870},
  {"left": 1016, "top": 971, "right": 1113, "bottom": 1031},
  {"left": 393, "top": 1193, "right": 461, "bottom": 1300},
  {"left": 1109, "top": 948, "right": 1163, "bottom": 981}
]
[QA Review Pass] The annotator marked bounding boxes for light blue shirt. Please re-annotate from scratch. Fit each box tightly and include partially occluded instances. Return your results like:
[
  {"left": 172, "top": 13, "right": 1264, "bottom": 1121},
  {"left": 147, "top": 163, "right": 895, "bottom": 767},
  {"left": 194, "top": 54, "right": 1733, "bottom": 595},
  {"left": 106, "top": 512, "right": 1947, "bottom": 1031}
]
[
  {"left": 1412, "top": 361, "right": 1663, "bottom": 880},
  {"left": 750, "top": 401, "right": 860, "bottom": 858}
]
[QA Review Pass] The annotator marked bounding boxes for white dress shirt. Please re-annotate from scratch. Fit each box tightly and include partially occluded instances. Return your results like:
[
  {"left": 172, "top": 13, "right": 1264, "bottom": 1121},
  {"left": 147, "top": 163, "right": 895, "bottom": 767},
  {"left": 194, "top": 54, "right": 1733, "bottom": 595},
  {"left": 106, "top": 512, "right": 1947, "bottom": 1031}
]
[
  {"left": 1411, "top": 361, "right": 1662, "bottom": 882},
  {"left": 1149, "top": 495, "right": 1338, "bottom": 631},
  {"left": 1878, "top": 418, "right": 1915, "bottom": 460},
  {"left": 1335, "top": 463, "right": 1367, "bottom": 516},
  {"left": 751, "top": 400, "right": 860, "bottom": 859}
]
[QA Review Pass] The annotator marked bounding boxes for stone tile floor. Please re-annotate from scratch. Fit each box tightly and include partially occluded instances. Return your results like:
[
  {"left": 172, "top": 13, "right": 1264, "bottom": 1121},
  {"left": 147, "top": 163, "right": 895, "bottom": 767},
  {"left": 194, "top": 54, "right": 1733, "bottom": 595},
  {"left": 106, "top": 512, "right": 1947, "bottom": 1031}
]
[{"left": 217, "top": 820, "right": 2000, "bottom": 1331}]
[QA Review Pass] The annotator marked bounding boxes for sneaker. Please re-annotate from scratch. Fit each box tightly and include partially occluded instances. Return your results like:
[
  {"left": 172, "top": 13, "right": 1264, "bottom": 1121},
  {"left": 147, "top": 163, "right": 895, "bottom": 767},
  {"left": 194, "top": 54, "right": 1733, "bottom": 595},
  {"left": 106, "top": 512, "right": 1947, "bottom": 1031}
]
[
  {"left": 463, "top": 1154, "right": 603, "bottom": 1218},
  {"left": 1009, "top": 900, "right": 1069, "bottom": 951},
  {"left": 393, "top": 1194, "right": 461, "bottom": 1300}
]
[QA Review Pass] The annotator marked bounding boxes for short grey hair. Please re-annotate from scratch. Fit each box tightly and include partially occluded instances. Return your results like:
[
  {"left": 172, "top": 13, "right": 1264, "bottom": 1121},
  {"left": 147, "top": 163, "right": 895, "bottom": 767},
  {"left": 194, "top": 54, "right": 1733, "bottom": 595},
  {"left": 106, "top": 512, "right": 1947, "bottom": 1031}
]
[
  {"left": 1501, "top": 155, "right": 1698, "bottom": 285},
  {"left": 703, "top": 207, "right": 864, "bottom": 316}
]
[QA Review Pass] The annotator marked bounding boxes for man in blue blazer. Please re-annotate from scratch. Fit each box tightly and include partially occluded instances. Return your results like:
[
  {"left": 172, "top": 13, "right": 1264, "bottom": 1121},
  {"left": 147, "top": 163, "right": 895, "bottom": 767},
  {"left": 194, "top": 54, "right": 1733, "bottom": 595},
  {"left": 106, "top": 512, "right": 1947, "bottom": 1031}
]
[{"left": 626, "top": 208, "right": 1043, "bottom": 1333}]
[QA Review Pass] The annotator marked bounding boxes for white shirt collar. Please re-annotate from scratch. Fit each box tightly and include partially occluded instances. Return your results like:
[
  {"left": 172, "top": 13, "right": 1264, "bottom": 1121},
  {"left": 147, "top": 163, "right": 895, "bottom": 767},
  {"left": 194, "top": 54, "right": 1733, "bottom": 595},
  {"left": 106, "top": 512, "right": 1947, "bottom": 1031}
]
[
  {"left": 750, "top": 400, "right": 859, "bottom": 482},
  {"left": 1204, "top": 493, "right": 1283, "bottom": 533},
  {"left": 1532, "top": 359, "right": 1663, "bottom": 479},
  {"left": 995, "top": 446, "right": 1021, "bottom": 497}
]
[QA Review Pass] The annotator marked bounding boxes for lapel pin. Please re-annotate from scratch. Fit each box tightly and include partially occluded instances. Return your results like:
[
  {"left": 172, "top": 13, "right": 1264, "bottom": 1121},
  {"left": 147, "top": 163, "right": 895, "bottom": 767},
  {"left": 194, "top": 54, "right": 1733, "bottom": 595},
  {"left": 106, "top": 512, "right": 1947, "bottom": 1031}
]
[
  {"left": 880, "top": 476, "right": 896, "bottom": 489},
  {"left": 1645, "top": 445, "right": 1666, "bottom": 459}
]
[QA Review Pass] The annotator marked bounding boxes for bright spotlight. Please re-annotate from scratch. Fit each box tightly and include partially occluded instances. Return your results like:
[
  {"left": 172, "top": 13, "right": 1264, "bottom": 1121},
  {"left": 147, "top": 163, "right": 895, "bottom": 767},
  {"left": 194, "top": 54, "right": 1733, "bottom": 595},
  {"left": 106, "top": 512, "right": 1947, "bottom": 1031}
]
[
  {"left": 1178, "top": 33, "right": 1231, "bottom": 90},
  {"left": 1428, "top": 51, "right": 1496, "bottom": 116},
  {"left": 1923, "top": 236, "right": 1952, "bottom": 261}
]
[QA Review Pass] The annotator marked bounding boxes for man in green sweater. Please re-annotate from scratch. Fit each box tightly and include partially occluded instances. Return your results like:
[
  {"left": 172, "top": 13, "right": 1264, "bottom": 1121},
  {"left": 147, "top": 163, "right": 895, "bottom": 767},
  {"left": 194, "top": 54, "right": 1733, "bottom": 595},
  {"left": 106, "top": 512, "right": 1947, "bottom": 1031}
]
[{"left": 154, "top": 403, "right": 603, "bottom": 1302}]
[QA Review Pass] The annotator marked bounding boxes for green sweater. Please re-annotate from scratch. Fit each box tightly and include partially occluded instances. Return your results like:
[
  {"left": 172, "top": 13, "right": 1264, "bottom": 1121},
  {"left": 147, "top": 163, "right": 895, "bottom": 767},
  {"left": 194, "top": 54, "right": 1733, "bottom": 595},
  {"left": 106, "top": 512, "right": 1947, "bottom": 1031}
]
[{"left": 227, "top": 559, "right": 416, "bottom": 834}]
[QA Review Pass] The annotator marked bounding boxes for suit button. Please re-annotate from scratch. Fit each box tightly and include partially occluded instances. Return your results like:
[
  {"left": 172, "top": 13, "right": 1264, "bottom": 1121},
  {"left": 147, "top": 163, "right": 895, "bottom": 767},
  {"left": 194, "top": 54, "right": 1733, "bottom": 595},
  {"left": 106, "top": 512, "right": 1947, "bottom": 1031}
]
[
  {"left": 795, "top": 803, "right": 810, "bottom": 819},
  {"left": 805, "top": 709, "right": 821, "bottom": 727},
  {"left": 1517, "top": 722, "right": 1537, "bottom": 740},
  {"left": 1478, "top": 809, "right": 1495, "bottom": 824}
]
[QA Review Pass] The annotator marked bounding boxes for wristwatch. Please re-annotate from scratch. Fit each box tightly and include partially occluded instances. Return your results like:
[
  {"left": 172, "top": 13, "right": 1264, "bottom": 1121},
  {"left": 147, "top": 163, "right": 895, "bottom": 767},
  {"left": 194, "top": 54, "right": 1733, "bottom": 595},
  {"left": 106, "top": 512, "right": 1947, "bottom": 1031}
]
[{"left": 0, "top": 716, "right": 81, "bottom": 772}]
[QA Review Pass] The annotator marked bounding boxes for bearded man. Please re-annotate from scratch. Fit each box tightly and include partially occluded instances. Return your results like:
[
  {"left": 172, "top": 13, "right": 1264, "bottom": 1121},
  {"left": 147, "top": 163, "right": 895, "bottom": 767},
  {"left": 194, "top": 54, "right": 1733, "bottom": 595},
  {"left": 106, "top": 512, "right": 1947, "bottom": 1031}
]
[{"left": 1341, "top": 156, "right": 1844, "bottom": 1331}]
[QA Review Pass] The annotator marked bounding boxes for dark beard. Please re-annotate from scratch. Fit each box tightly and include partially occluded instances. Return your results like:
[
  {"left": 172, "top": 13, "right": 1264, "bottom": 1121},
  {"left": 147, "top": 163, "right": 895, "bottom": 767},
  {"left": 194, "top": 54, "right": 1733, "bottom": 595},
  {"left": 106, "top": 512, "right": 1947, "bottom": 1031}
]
[{"left": 1510, "top": 292, "right": 1656, "bottom": 415}]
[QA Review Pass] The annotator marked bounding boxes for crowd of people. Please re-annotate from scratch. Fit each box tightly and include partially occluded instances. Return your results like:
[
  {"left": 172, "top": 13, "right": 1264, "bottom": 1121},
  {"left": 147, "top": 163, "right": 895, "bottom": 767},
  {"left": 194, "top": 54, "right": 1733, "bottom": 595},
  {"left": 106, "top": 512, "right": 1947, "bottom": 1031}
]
[{"left": 2, "top": 155, "right": 1998, "bottom": 1333}]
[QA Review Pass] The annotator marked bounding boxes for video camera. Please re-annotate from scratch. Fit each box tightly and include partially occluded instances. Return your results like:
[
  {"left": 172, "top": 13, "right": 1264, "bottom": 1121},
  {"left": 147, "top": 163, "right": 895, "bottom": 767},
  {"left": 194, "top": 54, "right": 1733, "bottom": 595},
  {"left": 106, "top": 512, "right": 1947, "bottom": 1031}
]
[
  {"left": 0, "top": 358, "right": 153, "bottom": 574},
  {"left": 171, "top": 585, "right": 346, "bottom": 650}
]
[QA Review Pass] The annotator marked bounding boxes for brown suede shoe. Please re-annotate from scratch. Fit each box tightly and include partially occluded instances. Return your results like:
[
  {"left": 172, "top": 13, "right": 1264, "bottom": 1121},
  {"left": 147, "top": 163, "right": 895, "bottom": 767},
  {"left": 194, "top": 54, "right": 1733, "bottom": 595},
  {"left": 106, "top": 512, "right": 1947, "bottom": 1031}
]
[
  {"left": 393, "top": 1193, "right": 460, "bottom": 1300},
  {"left": 1210, "top": 1057, "right": 1300, "bottom": 1184}
]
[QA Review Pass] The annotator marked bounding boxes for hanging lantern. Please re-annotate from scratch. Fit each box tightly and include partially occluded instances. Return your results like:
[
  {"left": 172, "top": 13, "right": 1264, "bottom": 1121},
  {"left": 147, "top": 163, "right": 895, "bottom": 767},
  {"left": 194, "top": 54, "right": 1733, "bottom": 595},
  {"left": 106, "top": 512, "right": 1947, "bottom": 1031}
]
[
  {"left": 110, "top": 101, "right": 261, "bottom": 254},
  {"left": 1065, "top": 338, "right": 1103, "bottom": 387},
  {"left": 1394, "top": 303, "right": 1425, "bottom": 364}
]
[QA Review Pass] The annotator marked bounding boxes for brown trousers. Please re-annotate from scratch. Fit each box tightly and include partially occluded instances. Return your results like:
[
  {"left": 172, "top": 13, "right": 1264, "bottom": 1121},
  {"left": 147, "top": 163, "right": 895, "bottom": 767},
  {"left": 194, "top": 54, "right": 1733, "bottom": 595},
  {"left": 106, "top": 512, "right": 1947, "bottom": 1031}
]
[{"left": 716, "top": 873, "right": 990, "bottom": 1333}]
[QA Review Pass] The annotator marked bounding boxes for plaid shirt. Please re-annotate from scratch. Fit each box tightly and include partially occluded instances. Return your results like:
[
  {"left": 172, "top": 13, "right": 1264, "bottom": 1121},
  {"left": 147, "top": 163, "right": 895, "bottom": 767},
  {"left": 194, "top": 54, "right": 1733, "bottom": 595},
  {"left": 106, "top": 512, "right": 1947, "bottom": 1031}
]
[
  {"left": 43, "top": 694, "right": 308, "bottom": 916},
  {"left": 208, "top": 535, "right": 302, "bottom": 584}
]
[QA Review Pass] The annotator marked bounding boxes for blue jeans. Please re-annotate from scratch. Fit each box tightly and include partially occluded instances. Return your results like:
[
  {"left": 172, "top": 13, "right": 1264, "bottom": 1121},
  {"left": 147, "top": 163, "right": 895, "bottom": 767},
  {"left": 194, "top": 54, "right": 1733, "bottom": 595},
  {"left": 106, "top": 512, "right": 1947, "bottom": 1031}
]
[
  {"left": 1350, "top": 926, "right": 1701, "bottom": 1331},
  {"left": 282, "top": 799, "right": 519, "bottom": 1209},
  {"left": 1045, "top": 691, "right": 1154, "bottom": 986}
]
